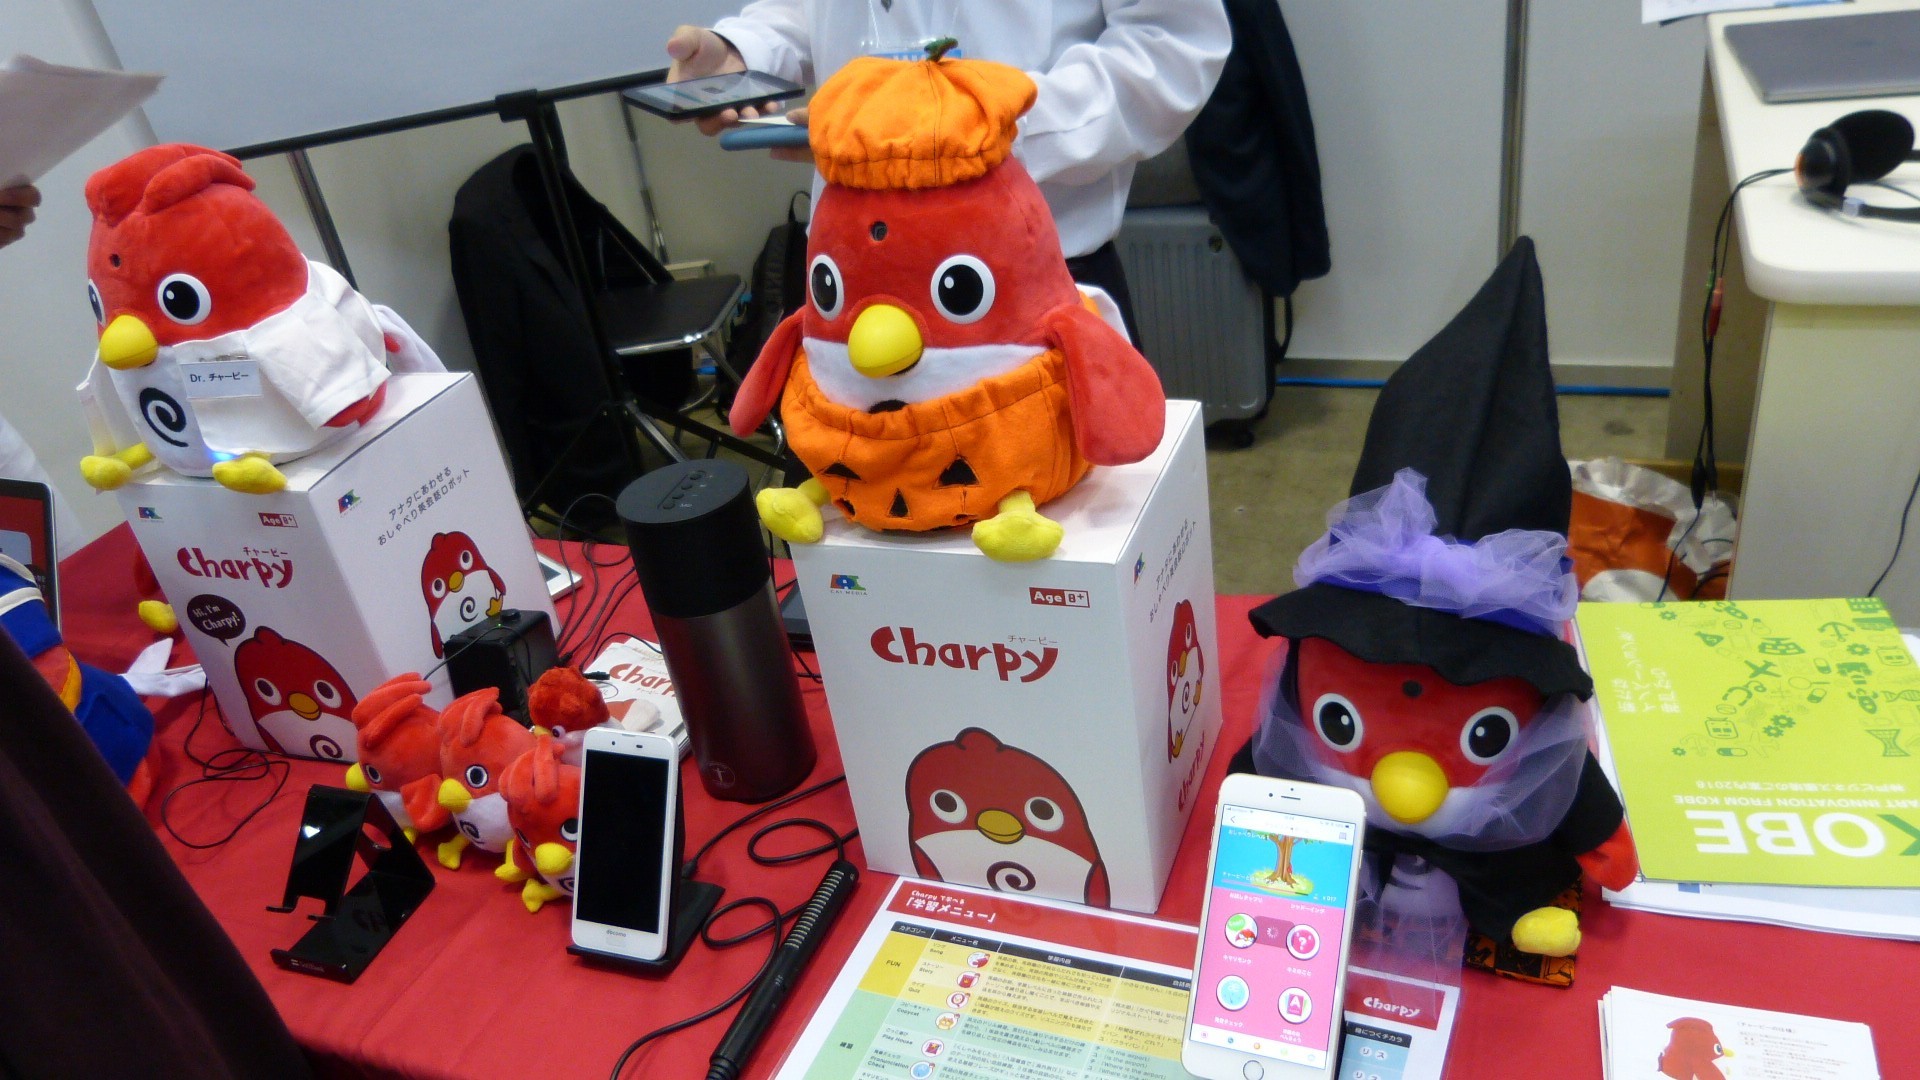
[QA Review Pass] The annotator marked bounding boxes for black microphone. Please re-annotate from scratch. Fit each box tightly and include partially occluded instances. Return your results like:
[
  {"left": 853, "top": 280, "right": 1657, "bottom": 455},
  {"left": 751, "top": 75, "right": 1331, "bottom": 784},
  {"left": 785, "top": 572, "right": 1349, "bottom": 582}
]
[{"left": 707, "top": 860, "right": 861, "bottom": 1080}]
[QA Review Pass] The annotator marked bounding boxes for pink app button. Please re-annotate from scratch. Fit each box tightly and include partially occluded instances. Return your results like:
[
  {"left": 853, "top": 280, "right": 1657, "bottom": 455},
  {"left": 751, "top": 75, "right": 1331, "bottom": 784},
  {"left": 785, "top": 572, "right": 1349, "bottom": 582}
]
[
  {"left": 1278, "top": 987, "right": 1313, "bottom": 1025},
  {"left": 1286, "top": 923, "right": 1321, "bottom": 961}
]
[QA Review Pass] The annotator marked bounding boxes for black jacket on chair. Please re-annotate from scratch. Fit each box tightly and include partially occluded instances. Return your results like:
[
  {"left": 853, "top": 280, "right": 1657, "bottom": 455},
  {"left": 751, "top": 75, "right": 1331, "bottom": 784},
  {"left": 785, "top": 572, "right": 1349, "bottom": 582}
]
[
  {"left": 448, "top": 146, "right": 690, "bottom": 523},
  {"left": 1184, "top": 0, "right": 1331, "bottom": 299}
]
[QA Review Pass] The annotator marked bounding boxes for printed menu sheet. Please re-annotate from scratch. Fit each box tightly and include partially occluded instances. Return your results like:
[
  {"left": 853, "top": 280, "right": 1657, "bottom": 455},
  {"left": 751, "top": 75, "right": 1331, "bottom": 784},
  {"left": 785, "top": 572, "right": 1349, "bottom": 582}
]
[{"left": 774, "top": 878, "right": 1457, "bottom": 1080}]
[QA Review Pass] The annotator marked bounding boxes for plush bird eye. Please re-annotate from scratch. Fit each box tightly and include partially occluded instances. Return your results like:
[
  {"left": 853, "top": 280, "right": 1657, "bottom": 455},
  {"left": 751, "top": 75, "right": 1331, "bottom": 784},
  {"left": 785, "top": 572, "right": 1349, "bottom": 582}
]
[
  {"left": 561, "top": 817, "right": 579, "bottom": 843},
  {"left": 458, "top": 550, "right": 474, "bottom": 570},
  {"left": 313, "top": 681, "right": 343, "bottom": 709},
  {"left": 253, "top": 678, "right": 283, "bottom": 706},
  {"left": 364, "top": 764, "right": 384, "bottom": 785},
  {"left": 929, "top": 788, "right": 968, "bottom": 824},
  {"left": 87, "top": 280, "right": 105, "bottom": 326},
  {"left": 930, "top": 255, "right": 994, "bottom": 324},
  {"left": 1024, "top": 797, "right": 1064, "bottom": 832},
  {"left": 156, "top": 273, "right": 212, "bottom": 326},
  {"left": 810, "top": 254, "right": 843, "bottom": 319},
  {"left": 431, "top": 578, "right": 447, "bottom": 598},
  {"left": 466, "top": 764, "right": 489, "bottom": 788},
  {"left": 1461, "top": 707, "right": 1517, "bottom": 765},
  {"left": 1312, "top": 693, "right": 1363, "bottom": 752}
]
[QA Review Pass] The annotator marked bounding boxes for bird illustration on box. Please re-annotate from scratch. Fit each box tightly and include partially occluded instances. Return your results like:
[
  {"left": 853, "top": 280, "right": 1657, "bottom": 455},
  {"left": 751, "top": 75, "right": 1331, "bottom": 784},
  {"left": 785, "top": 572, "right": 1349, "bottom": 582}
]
[
  {"left": 727, "top": 50, "right": 1165, "bottom": 562},
  {"left": 232, "top": 627, "right": 359, "bottom": 761},
  {"left": 434, "top": 686, "right": 534, "bottom": 882},
  {"left": 1167, "top": 599, "right": 1205, "bottom": 761},
  {"left": 76, "top": 143, "right": 441, "bottom": 496},
  {"left": 903, "top": 727, "right": 1108, "bottom": 907},
  {"left": 420, "top": 531, "right": 505, "bottom": 658},
  {"left": 1659, "top": 1017, "right": 1734, "bottom": 1080},
  {"left": 344, "top": 673, "right": 451, "bottom": 841}
]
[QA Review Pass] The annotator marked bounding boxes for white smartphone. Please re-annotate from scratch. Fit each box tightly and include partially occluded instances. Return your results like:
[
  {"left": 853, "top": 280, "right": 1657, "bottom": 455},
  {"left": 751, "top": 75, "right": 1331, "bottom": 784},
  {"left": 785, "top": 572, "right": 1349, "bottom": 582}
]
[
  {"left": 1182, "top": 774, "right": 1367, "bottom": 1080},
  {"left": 570, "top": 727, "right": 681, "bottom": 962}
]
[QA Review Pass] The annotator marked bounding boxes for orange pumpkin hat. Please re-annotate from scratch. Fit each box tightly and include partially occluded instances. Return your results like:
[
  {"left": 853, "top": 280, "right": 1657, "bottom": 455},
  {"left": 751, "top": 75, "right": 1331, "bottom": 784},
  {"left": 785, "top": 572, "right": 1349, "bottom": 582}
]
[{"left": 808, "top": 54, "right": 1037, "bottom": 191}]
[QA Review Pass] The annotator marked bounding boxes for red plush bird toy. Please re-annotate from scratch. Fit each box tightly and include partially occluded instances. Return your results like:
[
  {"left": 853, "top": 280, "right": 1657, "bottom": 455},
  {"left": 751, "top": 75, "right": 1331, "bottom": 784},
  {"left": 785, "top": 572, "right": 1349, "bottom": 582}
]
[
  {"left": 434, "top": 686, "right": 535, "bottom": 881},
  {"left": 728, "top": 51, "right": 1165, "bottom": 562},
  {"left": 77, "top": 143, "right": 441, "bottom": 496},
  {"left": 345, "top": 673, "right": 451, "bottom": 841},
  {"left": 500, "top": 734, "right": 580, "bottom": 913},
  {"left": 1234, "top": 240, "right": 1636, "bottom": 965}
]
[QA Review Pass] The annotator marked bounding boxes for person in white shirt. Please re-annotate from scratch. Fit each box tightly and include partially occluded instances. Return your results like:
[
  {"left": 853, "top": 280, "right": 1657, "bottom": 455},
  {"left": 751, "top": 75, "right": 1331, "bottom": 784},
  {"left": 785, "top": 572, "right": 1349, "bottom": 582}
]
[
  {"left": 0, "top": 184, "right": 83, "bottom": 558},
  {"left": 664, "top": 0, "right": 1230, "bottom": 336}
]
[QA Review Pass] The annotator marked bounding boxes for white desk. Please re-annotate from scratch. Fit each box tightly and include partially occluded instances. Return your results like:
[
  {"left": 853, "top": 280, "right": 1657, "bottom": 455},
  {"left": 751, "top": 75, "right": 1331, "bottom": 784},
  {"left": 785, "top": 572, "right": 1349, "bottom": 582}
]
[{"left": 1697, "top": 0, "right": 1920, "bottom": 620}]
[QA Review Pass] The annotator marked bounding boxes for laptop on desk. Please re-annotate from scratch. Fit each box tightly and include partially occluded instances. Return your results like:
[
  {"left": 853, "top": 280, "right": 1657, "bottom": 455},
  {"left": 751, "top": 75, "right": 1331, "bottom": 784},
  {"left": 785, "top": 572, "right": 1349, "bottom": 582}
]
[{"left": 1726, "top": 8, "right": 1920, "bottom": 103}]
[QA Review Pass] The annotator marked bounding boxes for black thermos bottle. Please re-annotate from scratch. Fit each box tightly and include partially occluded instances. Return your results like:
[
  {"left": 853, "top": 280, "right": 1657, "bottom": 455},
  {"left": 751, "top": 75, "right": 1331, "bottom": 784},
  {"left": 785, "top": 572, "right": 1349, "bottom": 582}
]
[{"left": 618, "top": 460, "right": 815, "bottom": 802}]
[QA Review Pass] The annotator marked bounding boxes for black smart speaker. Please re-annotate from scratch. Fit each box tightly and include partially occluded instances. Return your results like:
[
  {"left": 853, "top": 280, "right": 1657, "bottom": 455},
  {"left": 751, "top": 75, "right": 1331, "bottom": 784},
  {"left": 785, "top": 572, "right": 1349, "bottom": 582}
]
[{"left": 618, "top": 460, "right": 815, "bottom": 802}]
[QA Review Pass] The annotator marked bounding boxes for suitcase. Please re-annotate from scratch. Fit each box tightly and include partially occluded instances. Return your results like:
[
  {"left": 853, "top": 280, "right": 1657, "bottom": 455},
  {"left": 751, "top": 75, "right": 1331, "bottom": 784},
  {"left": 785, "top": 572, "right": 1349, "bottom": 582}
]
[{"left": 1114, "top": 205, "right": 1275, "bottom": 447}]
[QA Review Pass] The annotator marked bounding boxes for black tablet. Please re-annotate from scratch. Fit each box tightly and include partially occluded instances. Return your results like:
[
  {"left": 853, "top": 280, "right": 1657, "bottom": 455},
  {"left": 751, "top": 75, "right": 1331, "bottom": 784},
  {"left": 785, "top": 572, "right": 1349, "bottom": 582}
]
[
  {"left": 624, "top": 71, "right": 804, "bottom": 120},
  {"left": 0, "top": 477, "right": 57, "bottom": 627}
]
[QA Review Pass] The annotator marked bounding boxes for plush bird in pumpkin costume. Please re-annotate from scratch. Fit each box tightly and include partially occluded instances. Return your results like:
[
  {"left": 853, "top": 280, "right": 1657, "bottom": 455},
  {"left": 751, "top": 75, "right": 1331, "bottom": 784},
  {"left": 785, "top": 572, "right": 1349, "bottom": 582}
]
[
  {"left": 76, "top": 143, "right": 441, "bottom": 496},
  {"left": 1232, "top": 239, "right": 1637, "bottom": 965},
  {"left": 728, "top": 49, "right": 1165, "bottom": 562}
]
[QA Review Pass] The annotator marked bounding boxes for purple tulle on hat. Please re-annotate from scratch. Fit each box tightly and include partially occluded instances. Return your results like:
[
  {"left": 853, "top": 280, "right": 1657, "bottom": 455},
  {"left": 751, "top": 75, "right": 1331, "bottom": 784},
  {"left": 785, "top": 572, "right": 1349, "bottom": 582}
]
[{"left": 1294, "top": 469, "right": 1578, "bottom": 637}]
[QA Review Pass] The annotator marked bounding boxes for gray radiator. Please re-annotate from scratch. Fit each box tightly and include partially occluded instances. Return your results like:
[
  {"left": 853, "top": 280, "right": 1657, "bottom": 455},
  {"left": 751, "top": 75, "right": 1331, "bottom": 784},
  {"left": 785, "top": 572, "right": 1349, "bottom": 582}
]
[{"left": 1114, "top": 206, "right": 1271, "bottom": 433}]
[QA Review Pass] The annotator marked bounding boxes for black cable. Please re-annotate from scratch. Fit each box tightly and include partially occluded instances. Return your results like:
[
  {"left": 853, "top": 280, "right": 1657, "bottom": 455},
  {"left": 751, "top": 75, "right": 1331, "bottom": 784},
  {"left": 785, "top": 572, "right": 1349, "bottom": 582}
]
[
  {"left": 607, "top": 784, "right": 856, "bottom": 1079},
  {"left": 158, "top": 689, "right": 293, "bottom": 850},
  {"left": 607, "top": 897, "right": 784, "bottom": 1080},
  {"left": 1868, "top": 464, "right": 1920, "bottom": 596}
]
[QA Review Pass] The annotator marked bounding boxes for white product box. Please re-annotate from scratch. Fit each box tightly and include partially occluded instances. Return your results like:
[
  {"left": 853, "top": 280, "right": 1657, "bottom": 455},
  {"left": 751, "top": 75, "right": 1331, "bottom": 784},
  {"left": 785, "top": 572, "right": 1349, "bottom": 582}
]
[
  {"left": 793, "top": 400, "right": 1222, "bottom": 913},
  {"left": 119, "top": 373, "right": 554, "bottom": 761}
]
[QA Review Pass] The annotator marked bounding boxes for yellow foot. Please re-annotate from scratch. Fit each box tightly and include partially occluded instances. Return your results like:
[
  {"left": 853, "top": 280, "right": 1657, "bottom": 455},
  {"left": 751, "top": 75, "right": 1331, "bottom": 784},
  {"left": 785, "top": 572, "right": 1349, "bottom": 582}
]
[
  {"left": 1511, "top": 906, "right": 1581, "bottom": 957},
  {"left": 971, "top": 491, "right": 1063, "bottom": 562},
  {"left": 81, "top": 455, "right": 133, "bottom": 491},
  {"left": 210, "top": 453, "right": 287, "bottom": 494},
  {"left": 437, "top": 834, "right": 469, "bottom": 871},
  {"left": 137, "top": 600, "right": 178, "bottom": 634},
  {"left": 756, "top": 477, "right": 830, "bottom": 545},
  {"left": 494, "top": 844, "right": 530, "bottom": 884},
  {"left": 521, "top": 879, "right": 566, "bottom": 913}
]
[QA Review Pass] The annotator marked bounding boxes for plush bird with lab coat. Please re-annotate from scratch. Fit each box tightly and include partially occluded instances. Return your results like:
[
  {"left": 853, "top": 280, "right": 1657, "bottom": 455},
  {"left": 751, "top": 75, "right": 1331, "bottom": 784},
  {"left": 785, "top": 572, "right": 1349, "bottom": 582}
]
[
  {"left": 76, "top": 143, "right": 440, "bottom": 496},
  {"left": 728, "top": 51, "right": 1165, "bottom": 562}
]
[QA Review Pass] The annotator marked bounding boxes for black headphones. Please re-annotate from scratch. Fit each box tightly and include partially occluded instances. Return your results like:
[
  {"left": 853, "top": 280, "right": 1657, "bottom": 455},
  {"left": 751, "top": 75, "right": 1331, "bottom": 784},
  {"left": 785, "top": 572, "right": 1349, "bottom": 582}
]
[{"left": 1796, "top": 109, "right": 1920, "bottom": 222}]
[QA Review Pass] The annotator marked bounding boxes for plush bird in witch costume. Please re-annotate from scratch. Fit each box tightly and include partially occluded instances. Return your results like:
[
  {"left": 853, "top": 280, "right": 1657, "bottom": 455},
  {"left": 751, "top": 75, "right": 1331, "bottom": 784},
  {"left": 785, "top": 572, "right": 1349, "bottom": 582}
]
[
  {"left": 727, "top": 49, "right": 1165, "bottom": 562},
  {"left": 1231, "top": 239, "right": 1637, "bottom": 962},
  {"left": 76, "top": 144, "right": 441, "bottom": 496}
]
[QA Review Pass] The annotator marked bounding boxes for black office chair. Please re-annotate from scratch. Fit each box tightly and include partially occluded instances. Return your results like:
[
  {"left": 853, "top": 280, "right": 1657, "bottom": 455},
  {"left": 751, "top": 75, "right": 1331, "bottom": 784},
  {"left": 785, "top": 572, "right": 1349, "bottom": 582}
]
[{"left": 451, "top": 143, "right": 783, "bottom": 531}]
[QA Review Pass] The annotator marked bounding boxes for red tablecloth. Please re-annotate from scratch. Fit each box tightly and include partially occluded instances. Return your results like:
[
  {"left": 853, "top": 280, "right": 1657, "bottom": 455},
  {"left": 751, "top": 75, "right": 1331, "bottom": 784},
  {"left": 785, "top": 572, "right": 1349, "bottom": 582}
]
[{"left": 61, "top": 524, "right": 1911, "bottom": 1079}]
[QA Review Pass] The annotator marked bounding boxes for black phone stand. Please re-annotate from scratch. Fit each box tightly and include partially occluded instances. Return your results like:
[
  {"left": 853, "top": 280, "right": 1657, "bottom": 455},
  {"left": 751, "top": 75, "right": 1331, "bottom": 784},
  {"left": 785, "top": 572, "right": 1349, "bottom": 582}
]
[
  {"left": 267, "top": 786, "right": 434, "bottom": 984},
  {"left": 566, "top": 876, "right": 722, "bottom": 974}
]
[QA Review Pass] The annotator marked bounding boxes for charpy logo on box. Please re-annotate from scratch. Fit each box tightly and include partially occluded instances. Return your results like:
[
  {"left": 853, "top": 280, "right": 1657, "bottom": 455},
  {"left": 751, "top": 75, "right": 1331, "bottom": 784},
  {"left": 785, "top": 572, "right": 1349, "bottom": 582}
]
[{"left": 869, "top": 626, "right": 1058, "bottom": 683}]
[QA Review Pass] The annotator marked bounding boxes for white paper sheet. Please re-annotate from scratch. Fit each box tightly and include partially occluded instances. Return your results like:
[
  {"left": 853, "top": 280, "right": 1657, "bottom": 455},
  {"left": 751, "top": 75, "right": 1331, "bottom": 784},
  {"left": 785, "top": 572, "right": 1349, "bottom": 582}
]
[
  {"left": 0, "top": 55, "right": 161, "bottom": 186},
  {"left": 1642, "top": 0, "right": 1846, "bottom": 25}
]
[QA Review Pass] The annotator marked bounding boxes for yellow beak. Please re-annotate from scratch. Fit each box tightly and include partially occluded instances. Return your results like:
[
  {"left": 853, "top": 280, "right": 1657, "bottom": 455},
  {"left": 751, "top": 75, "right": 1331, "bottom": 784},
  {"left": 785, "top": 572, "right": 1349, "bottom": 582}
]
[
  {"left": 1371, "top": 751, "right": 1450, "bottom": 824},
  {"left": 98, "top": 314, "right": 160, "bottom": 370},
  {"left": 344, "top": 762, "right": 370, "bottom": 792},
  {"left": 847, "top": 304, "right": 923, "bottom": 378},
  {"left": 448, "top": 570, "right": 465, "bottom": 592},
  {"left": 976, "top": 808, "right": 1024, "bottom": 845},
  {"left": 534, "top": 842, "right": 574, "bottom": 877},
  {"left": 438, "top": 776, "right": 473, "bottom": 813},
  {"left": 289, "top": 692, "right": 321, "bottom": 721}
]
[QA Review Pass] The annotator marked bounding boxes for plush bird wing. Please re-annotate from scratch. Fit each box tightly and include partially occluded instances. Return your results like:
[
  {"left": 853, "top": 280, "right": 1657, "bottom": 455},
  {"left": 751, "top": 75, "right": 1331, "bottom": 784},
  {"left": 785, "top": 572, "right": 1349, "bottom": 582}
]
[
  {"left": 373, "top": 303, "right": 447, "bottom": 374},
  {"left": 400, "top": 773, "right": 452, "bottom": 833},
  {"left": 75, "top": 360, "right": 143, "bottom": 457},
  {"left": 1042, "top": 300, "right": 1166, "bottom": 466},
  {"left": 729, "top": 309, "right": 805, "bottom": 437},
  {"left": 244, "top": 261, "right": 389, "bottom": 431}
]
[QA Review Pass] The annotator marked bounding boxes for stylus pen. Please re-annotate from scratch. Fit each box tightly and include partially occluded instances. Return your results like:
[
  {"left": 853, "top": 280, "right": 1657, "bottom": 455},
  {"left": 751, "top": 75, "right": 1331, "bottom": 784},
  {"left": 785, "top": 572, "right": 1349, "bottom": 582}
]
[{"left": 707, "top": 859, "right": 860, "bottom": 1080}]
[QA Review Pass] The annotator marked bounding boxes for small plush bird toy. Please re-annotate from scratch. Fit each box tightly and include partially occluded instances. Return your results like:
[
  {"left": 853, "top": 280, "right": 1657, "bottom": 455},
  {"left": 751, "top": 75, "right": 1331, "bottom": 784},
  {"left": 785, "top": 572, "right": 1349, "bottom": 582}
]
[
  {"left": 500, "top": 733, "right": 580, "bottom": 913},
  {"left": 727, "top": 50, "right": 1166, "bottom": 562},
  {"left": 77, "top": 143, "right": 440, "bottom": 496},
  {"left": 1233, "top": 239, "right": 1637, "bottom": 963},
  {"left": 345, "top": 673, "right": 451, "bottom": 840},
  {"left": 434, "top": 686, "right": 535, "bottom": 879}
]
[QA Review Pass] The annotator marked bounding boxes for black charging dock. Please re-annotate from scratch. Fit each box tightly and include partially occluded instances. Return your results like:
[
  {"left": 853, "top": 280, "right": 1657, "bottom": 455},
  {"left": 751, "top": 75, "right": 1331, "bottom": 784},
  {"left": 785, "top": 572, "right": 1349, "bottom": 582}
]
[{"left": 566, "top": 878, "right": 722, "bottom": 973}]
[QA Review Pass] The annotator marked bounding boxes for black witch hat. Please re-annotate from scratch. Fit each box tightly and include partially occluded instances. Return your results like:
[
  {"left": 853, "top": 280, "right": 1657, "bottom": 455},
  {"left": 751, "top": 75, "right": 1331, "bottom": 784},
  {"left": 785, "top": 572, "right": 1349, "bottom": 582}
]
[{"left": 1251, "top": 238, "right": 1591, "bottom": 698}]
